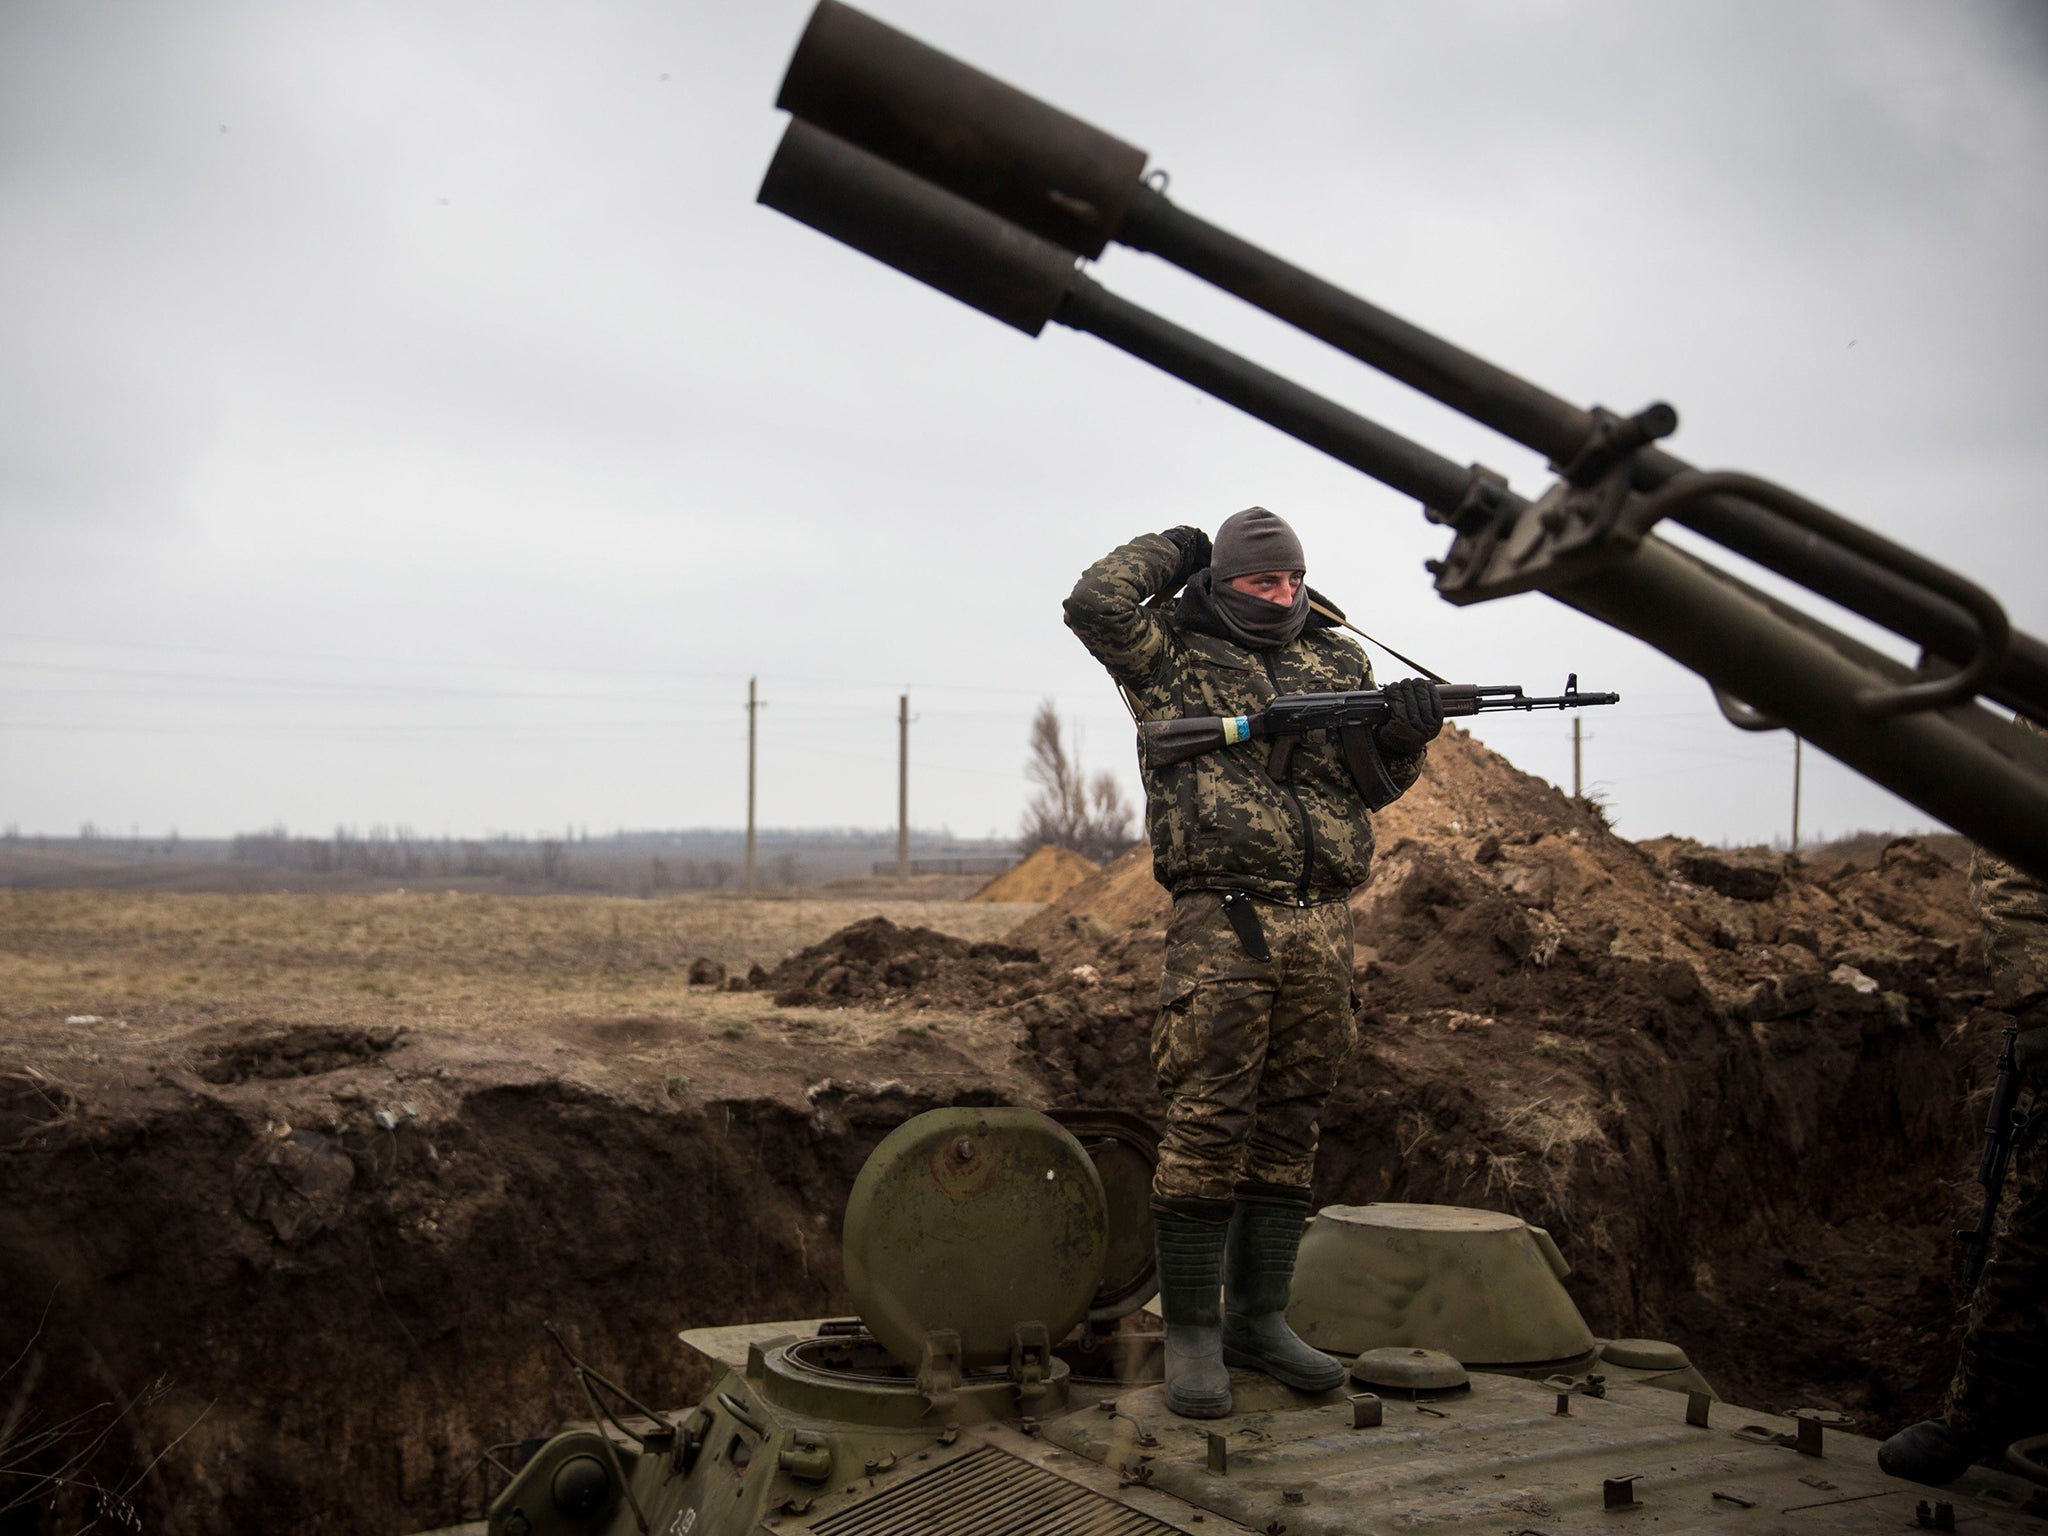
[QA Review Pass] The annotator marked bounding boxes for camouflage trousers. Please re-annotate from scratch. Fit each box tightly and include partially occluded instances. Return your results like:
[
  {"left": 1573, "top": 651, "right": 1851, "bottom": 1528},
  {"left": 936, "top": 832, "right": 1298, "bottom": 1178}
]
[
  {"left": 1944, "top": 1090, "right": 2048, "bottom": 1447},
  {"left": 1150, "top": 891, "right": 1356, "bottom": 1203}
]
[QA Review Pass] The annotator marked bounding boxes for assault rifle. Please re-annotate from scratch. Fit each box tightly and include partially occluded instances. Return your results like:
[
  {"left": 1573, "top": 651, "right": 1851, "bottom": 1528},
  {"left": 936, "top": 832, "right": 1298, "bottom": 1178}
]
[
  {"left": 755, "top": 1, "right": 2048, "bottom": 880},
  {"left": 1955, "top": 1026, "right": 2027, "bottom": 1292},
  {"left": 1137, "top": 680, "right": 1618, "bottom": 806}
]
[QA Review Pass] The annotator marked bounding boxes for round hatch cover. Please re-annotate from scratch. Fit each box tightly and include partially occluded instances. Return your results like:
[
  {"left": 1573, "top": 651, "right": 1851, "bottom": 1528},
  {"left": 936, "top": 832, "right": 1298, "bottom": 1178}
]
[
  {"left": 1601, "top": 1337, "right": 1691, "bottom": 1372},
  {"left": 1046, "top": 1108, "right": 1159, "bottom": 1322},
  {"left": 843, "top": 1107, "right": 1108, "bottom": 1373},
  {"left": 1349, "top": 1346, "right": 1471, "bottom": 1395}
]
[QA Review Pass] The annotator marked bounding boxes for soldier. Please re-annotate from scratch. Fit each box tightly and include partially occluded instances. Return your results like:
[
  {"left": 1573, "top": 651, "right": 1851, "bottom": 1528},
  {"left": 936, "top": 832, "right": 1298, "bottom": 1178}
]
[
  {"left": 1064, "top": 507, "right": 1441, "bottom": 1418},
  {"left": 1880, "top": 717, "right": 2048, "bottom": 1483}
]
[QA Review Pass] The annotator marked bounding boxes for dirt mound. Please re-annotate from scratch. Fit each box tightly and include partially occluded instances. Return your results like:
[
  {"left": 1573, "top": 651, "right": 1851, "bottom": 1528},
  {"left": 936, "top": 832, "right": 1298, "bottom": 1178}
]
[
  {"left": 762, "top": 915, "right": 1043, "bottom": 1011},
  {"left": 968, "top": 844, "right": 1099, "bottom": 904},
  {"left": 1015, "top": 727, "right": 1976, "bottom": 998}
]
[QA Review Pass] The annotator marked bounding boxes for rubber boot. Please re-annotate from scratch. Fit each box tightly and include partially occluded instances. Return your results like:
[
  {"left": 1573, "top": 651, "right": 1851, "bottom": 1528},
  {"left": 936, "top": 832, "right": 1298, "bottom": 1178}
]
[
  {"left": 1152, "top": 1197, "right": 1234, "bottom": 1419},
  {"left": 1221, "top": 1184, "right": 1346, "bottom": 1393},
  {"left": 1878, "top": 1419, "right": 1983, "bottom": 1486}
]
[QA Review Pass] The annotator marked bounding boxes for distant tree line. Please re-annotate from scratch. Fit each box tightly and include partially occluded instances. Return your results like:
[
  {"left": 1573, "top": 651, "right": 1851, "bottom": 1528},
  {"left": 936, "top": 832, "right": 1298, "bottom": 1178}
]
[
  {"left": 225, "top": 826, "right": 808, "bottom": 893},
  {"left": 230, "top": 826, "right": 568, "bottom": 881}
]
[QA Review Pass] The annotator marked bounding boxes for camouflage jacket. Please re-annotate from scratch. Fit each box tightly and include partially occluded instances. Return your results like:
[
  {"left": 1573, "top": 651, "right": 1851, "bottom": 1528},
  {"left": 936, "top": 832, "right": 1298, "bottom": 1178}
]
[
  {"left": 1064, "top": 531, "right": 1424, "bottom": 903},
  {"left": 1972, "top": 715, "right": 2048, "bottom": 1028}
]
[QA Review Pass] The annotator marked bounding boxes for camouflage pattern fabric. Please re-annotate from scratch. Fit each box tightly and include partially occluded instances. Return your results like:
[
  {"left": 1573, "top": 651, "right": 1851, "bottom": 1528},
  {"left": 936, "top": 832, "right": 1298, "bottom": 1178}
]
[
  {"left": 1945, "top": 715, "right": 2048, "bottom": 1449},
  {"left": 1943, "top": 1105, "right": 2046, "bottom": 1448},
  {"left": 1969, "top": 717, "right": 2048, "bottom": 1033},
  {"left": 1150, "top": 892, "right": 1355, "bottom": 1202},
  {"left": 1064, "top": 531, "right": 1424, "bottom": 904}
]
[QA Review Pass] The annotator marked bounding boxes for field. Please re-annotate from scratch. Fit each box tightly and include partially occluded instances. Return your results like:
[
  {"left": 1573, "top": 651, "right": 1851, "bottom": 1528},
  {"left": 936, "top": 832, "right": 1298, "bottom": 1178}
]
[{"left": 0, "top": 887, "right": 1033, "bottom": 1037}]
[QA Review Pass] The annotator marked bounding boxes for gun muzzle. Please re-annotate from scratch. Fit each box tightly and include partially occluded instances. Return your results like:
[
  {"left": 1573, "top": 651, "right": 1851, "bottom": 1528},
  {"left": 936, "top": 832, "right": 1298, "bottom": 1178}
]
[
  {"left": 777, "top": 0, "right": 1147, "bottom": 258},
  {"left": 757, "top": 118, "right": 1080, "bottom": 336}
]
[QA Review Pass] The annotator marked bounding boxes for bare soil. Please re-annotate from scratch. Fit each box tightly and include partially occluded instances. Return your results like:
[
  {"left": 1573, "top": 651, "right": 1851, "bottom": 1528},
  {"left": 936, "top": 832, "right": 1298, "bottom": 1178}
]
[
  {"left": 968, "top": 844, "right": 1099, "bottom": 904},
  {"left": 0, "top": 732, "right": 2009, "bottom": 1533},
  {"left": 1007, "top": 729, "right": 1998, "bottom": 1426}
]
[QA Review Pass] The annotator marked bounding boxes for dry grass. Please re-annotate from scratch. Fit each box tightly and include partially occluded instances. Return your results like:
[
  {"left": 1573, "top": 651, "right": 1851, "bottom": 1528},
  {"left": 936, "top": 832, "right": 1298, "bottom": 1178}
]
[
  {"left": 0, "top": 889, "right": 1039, "bottom": 1043},
  {"left": 1481, "top": 1087, "right": 1615, "bottom": 1220},
  {"left": 1494, "top": 1091, "right": 1609, "bottom": 1160}
]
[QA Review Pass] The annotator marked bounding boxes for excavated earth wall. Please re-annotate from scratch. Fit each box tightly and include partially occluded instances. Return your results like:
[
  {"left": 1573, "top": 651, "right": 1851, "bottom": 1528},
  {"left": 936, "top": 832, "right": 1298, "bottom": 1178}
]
[
  {"left": 0, "top": 728, "right": 2005, "bottom": 1532},
  {"left": 0, "top": 1024, "right": 1025, "bottom": 1534}
]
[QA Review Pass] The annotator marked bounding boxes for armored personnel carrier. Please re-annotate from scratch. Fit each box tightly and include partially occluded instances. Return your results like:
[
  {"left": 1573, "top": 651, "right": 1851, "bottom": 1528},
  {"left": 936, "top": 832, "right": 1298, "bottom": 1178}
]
[{"left": 459, "top": 1106, "right": 2045, "bottom": 1535}]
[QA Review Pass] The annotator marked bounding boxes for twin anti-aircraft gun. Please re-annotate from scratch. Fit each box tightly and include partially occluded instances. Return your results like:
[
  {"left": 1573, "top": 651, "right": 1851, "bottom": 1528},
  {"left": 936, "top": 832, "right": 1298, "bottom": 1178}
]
[{"left": 758, "top": 0, "right": 2048, "bottom": 883}]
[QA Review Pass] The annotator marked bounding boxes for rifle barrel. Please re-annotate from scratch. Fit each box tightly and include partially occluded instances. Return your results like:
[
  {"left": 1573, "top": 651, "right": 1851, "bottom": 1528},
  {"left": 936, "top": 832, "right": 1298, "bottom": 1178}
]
[
  {"left": 1059, "top": 276, "right": 1476, "bottom": 509},
  {"left": 1470, "top": 691, "right": 1622, "bottom": 713}
]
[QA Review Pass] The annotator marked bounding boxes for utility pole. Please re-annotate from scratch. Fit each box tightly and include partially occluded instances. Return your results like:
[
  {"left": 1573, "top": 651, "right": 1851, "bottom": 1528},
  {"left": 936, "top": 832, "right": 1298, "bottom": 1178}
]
[
  {"left": 1572, "top": 717, "right": 1582, "bottom": 799},
  {"left": 897, "top": 692, "right": 910, "bottom": 881},
  {"left": 745, "top": 677, "right": 760, "bottom": 894},
  {"left": 1791, "top": 734, "right": 1803, "bottom": 853}
]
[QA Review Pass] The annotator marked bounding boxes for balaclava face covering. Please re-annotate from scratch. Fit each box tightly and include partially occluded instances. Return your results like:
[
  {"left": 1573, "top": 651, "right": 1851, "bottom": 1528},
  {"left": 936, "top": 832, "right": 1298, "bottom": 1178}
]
[{"left": 1206, "top": 506, "right": 1308, "bottom": 648}]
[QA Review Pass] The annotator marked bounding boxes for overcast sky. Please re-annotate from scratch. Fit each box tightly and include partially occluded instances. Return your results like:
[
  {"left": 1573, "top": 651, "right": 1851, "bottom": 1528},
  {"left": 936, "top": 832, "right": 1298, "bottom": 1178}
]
[{"left": 3, "top": 0, "right": 2044, "bottom": 847}]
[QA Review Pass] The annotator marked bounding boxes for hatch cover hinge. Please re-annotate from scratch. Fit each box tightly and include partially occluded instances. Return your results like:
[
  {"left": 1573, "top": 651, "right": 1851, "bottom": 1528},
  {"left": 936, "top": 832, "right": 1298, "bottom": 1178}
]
[
  {"left": 1009, "top": 1321, "right": 1051, "bottom": 1406},
  {"left": 916, "top": 1328, "right": 963, "bottom": 1417}
]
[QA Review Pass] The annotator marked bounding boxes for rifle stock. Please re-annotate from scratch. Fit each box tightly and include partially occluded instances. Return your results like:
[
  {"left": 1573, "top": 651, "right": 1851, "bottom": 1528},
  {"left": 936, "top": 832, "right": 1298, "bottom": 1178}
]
[{"left": 1138, "top": 713, "right": 1254, "bottom": 770}]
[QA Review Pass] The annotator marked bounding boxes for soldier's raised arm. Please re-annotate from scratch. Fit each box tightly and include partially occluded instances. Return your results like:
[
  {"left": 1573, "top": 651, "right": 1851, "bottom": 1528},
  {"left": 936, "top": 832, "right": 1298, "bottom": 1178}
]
[{"left": 1062, "top": 528, "right": 1210, "bottom": 696}]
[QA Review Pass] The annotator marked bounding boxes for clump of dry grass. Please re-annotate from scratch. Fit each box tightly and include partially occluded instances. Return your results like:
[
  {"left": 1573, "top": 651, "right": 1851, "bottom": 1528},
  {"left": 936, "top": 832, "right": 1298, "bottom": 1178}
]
[
  {"left": 0, "top": 1298, "right": 212, "bottom": 1533},
  {"left": 1, "top": 1065, "right": 81, "bottom": 1149},
  {"left": 1477, "top": 1089, "right": 1616, "bottom": 1220}
]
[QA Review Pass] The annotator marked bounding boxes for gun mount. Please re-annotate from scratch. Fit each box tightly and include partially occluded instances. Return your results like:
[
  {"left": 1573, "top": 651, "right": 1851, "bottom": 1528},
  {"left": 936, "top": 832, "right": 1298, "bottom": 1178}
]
[{"left": 757, "top": 0, "right": 2048, "bottom": 880}]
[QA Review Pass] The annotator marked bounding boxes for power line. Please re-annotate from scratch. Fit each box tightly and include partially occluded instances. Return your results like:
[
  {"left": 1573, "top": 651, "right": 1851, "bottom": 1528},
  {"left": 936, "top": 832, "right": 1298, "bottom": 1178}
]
[{"left": 0, "top": 632, "right": 1085, "bottom": 700}]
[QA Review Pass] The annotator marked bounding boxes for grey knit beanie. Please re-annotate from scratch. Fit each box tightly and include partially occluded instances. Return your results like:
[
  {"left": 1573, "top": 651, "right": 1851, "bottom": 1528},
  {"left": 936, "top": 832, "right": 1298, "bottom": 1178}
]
[{"left": 1210, "top": 506, "right": 1305, "bottom": 581}]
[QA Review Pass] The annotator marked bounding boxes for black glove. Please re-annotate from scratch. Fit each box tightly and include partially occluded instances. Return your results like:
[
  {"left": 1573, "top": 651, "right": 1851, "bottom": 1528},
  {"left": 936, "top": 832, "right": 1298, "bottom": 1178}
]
[
  {"left": 1160, "top": 526, "right": 1212, "bottom": 592},
  {"left": 1375, "top": 678, "right": 1444, "bottom": 757}
]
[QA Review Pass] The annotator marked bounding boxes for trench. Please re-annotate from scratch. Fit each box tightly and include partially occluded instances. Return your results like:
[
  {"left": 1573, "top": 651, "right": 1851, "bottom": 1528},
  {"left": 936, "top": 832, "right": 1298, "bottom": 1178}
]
[{"left": 0, "top": 977, "right": 1993, "bottom": 1535}]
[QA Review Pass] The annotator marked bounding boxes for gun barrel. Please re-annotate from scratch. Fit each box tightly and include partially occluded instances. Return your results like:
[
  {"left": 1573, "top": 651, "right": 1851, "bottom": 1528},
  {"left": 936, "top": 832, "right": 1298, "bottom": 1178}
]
[
  {"left": 1121, "top": 187, "right": 2048, "bottom": 715},
  {"left": 1472, "top": 691, "right": 1622, "bottom": 714},
  {"left": 1062, "top": 278, "right": 1476, "bottom": 509},
  {"left": 758, "top": 129, "right": 1485, "bottom": 507},
  {"left": 757, "top": 118, "right": 1078, "bottom": 336},
  {"left": 776, "top": 0, "right": 1146, "bottom": 259},
  {"left": 1431, "top": 685, "right": 1621, "bottom": 716}
]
